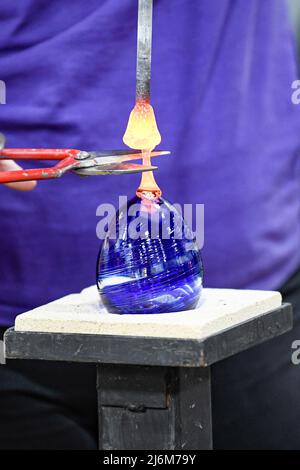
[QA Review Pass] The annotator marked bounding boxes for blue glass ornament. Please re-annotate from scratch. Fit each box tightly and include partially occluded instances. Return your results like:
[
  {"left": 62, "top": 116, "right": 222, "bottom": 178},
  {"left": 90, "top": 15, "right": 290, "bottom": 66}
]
[{"left": 96, "top": 195, "right": 203, "bottom": 314}]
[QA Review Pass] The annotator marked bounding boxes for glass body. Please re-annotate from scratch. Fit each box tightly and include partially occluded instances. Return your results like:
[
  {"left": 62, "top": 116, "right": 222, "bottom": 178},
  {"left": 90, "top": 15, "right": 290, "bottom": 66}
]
[{"left": 97, "top": 196, "right": 203, "bottom": 314}]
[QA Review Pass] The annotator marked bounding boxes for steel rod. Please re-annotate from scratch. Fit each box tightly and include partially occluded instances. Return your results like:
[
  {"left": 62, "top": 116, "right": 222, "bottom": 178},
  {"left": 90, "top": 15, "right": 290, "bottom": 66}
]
[{"left": 136, "top": 0, "right": 153, "bottom": 101}]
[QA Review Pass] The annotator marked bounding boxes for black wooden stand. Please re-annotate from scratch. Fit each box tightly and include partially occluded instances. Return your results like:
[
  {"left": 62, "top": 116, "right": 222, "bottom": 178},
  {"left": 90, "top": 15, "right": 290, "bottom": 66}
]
[{"left": 4, "top": 303, "right": 292, "bottom": 450}]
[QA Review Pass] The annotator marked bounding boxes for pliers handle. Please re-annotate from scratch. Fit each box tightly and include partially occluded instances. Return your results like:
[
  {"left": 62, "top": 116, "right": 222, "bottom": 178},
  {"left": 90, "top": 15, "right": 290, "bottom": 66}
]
[
  {"left": 0, "top": 148, "right": 84, "bottom": 183},
  {"left": 0, "top": 148, "right": 80, "bottom": 160}
]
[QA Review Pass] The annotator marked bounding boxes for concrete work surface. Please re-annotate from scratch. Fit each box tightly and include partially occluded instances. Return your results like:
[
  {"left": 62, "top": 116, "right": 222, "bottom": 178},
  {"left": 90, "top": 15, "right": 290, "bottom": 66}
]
[{"left": 14, "top": 285, "right": 282, "bottom": 339}]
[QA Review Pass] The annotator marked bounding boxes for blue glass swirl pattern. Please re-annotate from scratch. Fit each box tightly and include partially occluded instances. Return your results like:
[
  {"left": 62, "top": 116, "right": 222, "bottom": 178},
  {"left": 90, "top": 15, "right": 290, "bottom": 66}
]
[{"left": 97, "top": 196, "right": 203, "bottom": 314}]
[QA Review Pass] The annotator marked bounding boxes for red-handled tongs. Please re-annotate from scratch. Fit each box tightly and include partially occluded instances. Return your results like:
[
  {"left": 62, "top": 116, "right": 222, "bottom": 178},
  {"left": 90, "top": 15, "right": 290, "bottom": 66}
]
[{"left": 0, "top": 134, "right": 169, "bottom": 184}]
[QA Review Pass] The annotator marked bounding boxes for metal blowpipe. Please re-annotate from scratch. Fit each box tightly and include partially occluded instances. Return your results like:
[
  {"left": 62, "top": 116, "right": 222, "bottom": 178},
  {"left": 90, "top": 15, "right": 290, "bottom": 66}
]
[{"left": 136, "top": 0, "right": 153, "bottom": 102}]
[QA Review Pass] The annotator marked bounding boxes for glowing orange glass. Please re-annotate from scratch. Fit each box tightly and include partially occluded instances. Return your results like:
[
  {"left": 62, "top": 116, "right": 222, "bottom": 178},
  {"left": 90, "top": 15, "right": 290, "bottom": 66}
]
[
  {"left": 123, "top": 100, "right": 161, "bottom": 151},
  {"left": 123, "top": 99, "right": 162, "bottom": 199}
]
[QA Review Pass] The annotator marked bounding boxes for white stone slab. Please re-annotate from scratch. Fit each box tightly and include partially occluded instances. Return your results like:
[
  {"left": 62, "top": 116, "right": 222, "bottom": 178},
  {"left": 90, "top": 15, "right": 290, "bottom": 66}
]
[{"left": 14, "top": 286, "right": 282, "bottom": 340}]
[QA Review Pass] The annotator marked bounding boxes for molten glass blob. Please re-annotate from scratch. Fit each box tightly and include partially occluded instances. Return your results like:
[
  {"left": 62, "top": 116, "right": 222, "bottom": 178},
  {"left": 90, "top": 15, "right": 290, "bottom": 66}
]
[
  {"left": 97, "top": 196, "right": 203, "bottom": 314},
  {"left": 123, "top": 100, "right": 162, "bottom": 198},
  {"left": 123, "top": 100, "right": 161, "bottom": 151}
]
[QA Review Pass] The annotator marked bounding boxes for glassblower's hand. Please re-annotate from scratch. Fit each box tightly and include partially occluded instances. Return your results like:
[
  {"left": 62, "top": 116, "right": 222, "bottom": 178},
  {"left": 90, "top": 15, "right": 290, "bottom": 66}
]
[{"left": 0, "top": 159, "right": 37, "bottom": 191}]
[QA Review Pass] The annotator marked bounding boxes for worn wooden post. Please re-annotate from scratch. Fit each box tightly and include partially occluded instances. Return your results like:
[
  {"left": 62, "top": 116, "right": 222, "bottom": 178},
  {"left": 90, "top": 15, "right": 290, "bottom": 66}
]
[{"left": 97, "top": 365, "right": 212, "bottom": 450}]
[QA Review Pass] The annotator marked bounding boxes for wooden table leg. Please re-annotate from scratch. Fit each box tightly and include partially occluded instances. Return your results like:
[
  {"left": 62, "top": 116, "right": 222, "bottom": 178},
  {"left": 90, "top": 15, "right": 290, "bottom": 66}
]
[{"left": 97, "top": 364, "right": 212, "bottom": 450}]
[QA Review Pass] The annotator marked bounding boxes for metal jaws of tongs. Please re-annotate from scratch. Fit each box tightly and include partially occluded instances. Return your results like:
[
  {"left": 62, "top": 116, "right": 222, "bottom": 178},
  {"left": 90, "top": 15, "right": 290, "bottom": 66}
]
[{"left": 0, "top": 133, "right": 169, "bottom": 184}]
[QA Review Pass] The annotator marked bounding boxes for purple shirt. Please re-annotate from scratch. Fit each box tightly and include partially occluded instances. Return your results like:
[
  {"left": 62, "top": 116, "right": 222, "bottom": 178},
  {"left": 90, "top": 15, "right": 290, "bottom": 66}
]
[{"left": 0, "top": 0, "right": 300, "bottom": 326}]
